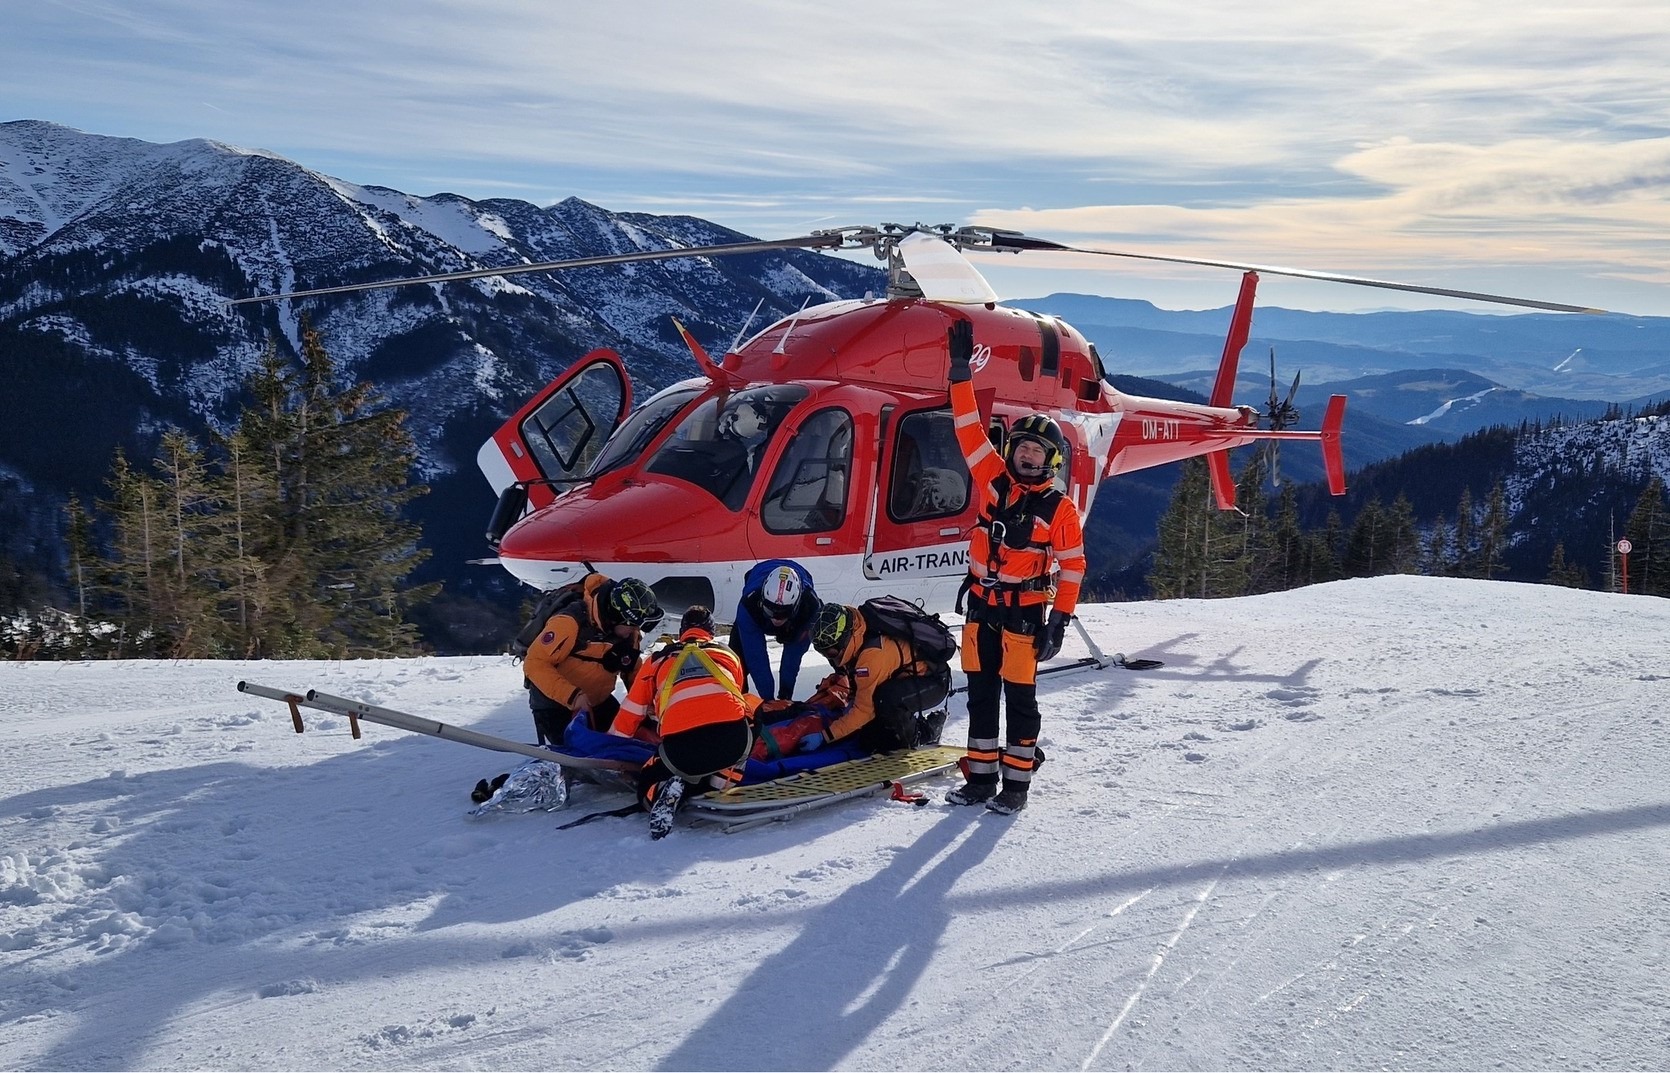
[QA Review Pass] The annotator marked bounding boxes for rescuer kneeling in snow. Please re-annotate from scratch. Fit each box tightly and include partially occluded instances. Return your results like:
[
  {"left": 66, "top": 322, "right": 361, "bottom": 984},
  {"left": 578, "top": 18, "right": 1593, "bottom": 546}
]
[{"left": 610, "top": 606, "right": 760, "bottom": 839}]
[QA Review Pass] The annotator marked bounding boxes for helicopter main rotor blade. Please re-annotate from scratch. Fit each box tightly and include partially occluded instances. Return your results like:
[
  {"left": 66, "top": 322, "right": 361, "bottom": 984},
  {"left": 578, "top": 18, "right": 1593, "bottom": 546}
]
[
  {"left": 229, "top": 233, "right": 846, "bottom": 306},
  {"left": 986, "top": 234, "right": 1613, "bottom": 315}
]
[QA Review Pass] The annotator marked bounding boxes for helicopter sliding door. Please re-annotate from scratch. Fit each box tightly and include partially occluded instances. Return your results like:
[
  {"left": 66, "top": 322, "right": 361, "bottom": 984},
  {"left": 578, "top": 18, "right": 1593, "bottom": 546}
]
[
  {"left": 864, "top": 406, "right": 975, "bottom": 592},
  {"left": 476, "top": 349, "right": 633, "bottom": 511}
]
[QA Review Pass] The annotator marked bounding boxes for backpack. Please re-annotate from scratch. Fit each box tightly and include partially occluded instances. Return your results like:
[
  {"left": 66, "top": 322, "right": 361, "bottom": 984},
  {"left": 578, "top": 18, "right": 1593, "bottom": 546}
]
[
  {"left": 510, "top": 580, "right": 588, "bottom": 660},
  {"left": 858, "top": 595, "right": 958, "bottom": 668}
]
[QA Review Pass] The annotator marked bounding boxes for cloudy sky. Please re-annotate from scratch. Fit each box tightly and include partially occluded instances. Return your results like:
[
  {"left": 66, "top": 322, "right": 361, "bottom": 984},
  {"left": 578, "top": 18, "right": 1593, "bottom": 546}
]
[{"left": 7, "top": 0, "right": 1670, "bottom": 314}]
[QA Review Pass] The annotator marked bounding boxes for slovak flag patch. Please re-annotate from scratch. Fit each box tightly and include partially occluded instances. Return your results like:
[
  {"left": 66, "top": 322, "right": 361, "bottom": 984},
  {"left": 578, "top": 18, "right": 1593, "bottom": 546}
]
[{"left": 855, "top": 667, "right": 871, "bottom": 678}]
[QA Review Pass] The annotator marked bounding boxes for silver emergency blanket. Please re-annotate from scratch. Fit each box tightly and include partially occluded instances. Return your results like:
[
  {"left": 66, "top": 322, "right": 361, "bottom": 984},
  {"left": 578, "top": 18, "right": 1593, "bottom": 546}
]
[{"left": 467, "top": 759, "right": 571, "bottom": 816}]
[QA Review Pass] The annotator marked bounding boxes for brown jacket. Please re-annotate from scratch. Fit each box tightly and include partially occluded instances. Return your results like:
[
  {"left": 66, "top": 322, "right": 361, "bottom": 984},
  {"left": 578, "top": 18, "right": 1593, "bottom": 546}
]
[
  {"left": 523, "top": 575, "right": 641, "bottom": 711},
  {"left": 823, "top": 615, "right": 912, "bottom": 742}
]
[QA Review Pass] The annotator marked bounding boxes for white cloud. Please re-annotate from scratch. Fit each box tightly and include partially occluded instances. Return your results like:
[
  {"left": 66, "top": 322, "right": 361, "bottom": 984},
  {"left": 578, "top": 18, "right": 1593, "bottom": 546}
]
[{"left": 5, "top": 0, "right": 1669, "bottom": 312}]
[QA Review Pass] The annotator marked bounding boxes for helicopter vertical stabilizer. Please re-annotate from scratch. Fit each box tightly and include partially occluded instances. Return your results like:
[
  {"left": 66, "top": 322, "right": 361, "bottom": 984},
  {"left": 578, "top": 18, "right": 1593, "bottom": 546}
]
[
  {"left": 1321, "top": 395, "right": 1348, "bottom": 495},
  {"left": 1209, "top": 272, "right": 1258, "bottom": 408},
  {"left": 1206, "top": 450, "right": 1237, "bottom": 511}
]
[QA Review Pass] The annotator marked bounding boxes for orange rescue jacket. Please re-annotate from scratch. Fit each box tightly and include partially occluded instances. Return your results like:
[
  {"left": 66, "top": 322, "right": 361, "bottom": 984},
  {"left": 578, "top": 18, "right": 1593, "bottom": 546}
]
[
  {"left": 612, "top": 627, "right": 760, "bottom": 739},
  {"left": 950, "top": 378, "right": 1087, "bottom": 615}
]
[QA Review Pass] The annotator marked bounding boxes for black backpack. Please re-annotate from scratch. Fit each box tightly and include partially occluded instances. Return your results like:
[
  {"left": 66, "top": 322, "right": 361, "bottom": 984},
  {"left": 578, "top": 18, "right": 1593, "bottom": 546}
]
[
  {"left": 858, "top": 595, "right": 958, "bottom": 668},
  {"left": 511, "top": 581, "right": 587, "bottom": 660},
  {"left": 857, "top": 596, "right": 957, "bottom": 747}
]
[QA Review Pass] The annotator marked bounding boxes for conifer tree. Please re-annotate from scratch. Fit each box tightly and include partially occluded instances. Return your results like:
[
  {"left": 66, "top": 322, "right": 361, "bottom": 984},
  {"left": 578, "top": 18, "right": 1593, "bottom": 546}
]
[
  {"left": 97, "top": 447, "right": 165, "bottom": 656},
  {"left": 238, "top": 322, "right": 438, "bottom": 656},
  {"left": 1267, "top": 486, "right": 1306, "bottom": 592},
  {"left": 64, "top": 494, "right": 96, "bottom": 619},
  {"left": 1453, "top": 487, "right": 1475, "bottom": 575},
  {"left": 1423, "top": 513, "right": 1453, "bottom": 576},
  {"left": 149, "top": 430, "right": 236, "bottom": 657},
  {"left": 1622, "top": 475, "right": 1670, "bottom": 597},
  {"left": 1232, "top": 452, "right": 1273, "bottom": 595},
  {"left": 1311, "top": 510, "right": 1345, "bottom": 583},
  {"left": 1342, "top": 497, "right": 1388, "bottom": 576},
  {"left": 1544, "top": 541, "right": 1590, "bottom": 588},
  {"left": 1385, "top": 495, "right": 1421, "bottom": 574},
  {"left": 1148, "top": 458, "right": 1212, "bottom": 599},
  {"left": 1477, "top": 481, "right": 1510, "bottom": 580}
]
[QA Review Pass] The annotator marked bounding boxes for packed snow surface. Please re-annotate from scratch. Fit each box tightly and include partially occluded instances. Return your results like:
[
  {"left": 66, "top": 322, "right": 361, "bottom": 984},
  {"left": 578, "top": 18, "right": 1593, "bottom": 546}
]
[{"left": 2, "top": 576, "right": 1667, "bottom": 1071}]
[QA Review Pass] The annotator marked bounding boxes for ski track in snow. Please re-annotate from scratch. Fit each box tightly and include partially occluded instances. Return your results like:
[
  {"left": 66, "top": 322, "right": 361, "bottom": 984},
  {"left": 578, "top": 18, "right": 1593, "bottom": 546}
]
[{"left": 2, "top": 577, "right": 1669, "bottom": 1071}]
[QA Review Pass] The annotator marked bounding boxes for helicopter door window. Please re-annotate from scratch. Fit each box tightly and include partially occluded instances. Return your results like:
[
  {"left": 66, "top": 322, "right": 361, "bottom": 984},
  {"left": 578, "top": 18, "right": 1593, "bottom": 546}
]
[
  {"left": 762, "top": 408, "right": 854, "bottom": 534},
  {"left": 518, "top": 362, "right": 626, "bottom": 482},
  {"left": 645, "top": 385, "right": 807, "bottom": 510},
  {"left": 888, "top": 408, "right": 972, "bottom": 523}
]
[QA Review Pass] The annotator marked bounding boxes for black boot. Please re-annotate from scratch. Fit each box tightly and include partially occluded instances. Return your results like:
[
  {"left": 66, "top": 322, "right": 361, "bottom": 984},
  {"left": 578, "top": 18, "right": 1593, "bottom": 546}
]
[
  {"left": 916, "top": 708, "right": 948, "bottom": 747},
  {"left": 986, "top": 786, "right": 1028, "bottom": 815},
  {"left": 648, "top": 778, "right": 687, "bottom": 840},
  {"left": 470, "top": 772, "right": 510, "bottom": 803},
  {"left": 946, "top": 781, "right": 998, "bottom": 806}
]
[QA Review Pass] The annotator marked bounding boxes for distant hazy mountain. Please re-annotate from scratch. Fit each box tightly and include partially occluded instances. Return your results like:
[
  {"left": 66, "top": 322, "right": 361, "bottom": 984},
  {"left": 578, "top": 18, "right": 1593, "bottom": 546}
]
[{"left": 1022, "top": 292, "right": 1670, "bottom": 423}]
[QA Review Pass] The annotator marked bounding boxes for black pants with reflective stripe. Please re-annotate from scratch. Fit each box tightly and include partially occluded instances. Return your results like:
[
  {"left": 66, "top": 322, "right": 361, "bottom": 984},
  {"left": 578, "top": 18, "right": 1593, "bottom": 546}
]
[{"left": 965, "top": 622, "right": 1041, "bottom": 789}]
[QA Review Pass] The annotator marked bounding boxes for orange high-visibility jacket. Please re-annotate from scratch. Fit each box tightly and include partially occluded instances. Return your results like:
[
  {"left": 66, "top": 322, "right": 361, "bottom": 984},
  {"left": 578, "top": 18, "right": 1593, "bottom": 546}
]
[
  {"left": 523, "top": 574, "right": 640, "bottom": 711},
  {"left": 612, "top": 628, "right": 760, "bottom": 739},
  {"left": 950, "top": 378, "right": 1087, "bottom": 615}
]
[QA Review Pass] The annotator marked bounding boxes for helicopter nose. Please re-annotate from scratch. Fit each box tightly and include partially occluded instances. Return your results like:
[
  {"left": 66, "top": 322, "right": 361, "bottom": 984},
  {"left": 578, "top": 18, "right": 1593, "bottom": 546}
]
[{"left": 496, "top": 480, "right": 746, "bottom": 564}]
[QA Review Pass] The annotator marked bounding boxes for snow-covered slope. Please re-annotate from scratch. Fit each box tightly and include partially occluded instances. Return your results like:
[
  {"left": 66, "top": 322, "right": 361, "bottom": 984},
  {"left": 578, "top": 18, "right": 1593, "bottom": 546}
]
[{"left": 3, "top": 576, "right": 1667, "bottom": 1070}]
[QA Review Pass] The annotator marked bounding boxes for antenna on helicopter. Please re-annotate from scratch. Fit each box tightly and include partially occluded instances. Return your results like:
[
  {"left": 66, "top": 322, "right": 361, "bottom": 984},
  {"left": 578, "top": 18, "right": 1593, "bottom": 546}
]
[
  {"left": 771, "top": 295, "right": 813, "bottom": 355},
  {"left": 730, "top": 297, "right": 766, "bottom": 353}
]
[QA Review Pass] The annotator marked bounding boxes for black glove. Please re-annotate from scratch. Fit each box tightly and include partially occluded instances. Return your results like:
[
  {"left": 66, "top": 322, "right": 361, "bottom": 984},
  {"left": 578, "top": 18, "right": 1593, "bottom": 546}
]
[
  {"left": 1035, "top": 610, "right": 1070, "bottom": 662},
  {"left": 947, "top": 320, "right": 974, "bottom": 383}
]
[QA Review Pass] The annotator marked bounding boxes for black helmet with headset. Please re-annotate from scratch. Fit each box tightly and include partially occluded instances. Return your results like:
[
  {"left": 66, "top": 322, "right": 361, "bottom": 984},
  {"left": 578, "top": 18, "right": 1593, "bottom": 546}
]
[{"left": 1004, "top": 414, "right": 1067, "bottom": 483}]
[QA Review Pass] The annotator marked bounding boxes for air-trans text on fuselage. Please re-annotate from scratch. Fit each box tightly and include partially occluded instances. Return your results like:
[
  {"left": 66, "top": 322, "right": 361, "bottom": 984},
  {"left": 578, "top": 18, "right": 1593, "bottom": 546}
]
[{"left": 866, "top": 544, "right": 968, "bottom": 578}]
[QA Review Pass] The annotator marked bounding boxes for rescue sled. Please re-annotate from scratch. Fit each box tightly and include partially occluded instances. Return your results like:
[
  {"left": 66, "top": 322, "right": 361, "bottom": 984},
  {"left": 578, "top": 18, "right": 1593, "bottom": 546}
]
[
  {"left": 684, "top": 745, "right": 965, "bottom": 833},
  {"left": 238, "top": 681, "right": 964, "bottom": 831}
]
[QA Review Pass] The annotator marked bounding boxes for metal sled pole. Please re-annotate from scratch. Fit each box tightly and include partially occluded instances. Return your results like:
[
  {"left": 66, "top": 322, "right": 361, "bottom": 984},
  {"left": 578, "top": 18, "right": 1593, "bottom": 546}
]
[
  {"left": 1069, "top": 614, "right": 1111, "bottom": 669},
  {"left": 236, "top": 681, "right": 639, "bottom": 772}
]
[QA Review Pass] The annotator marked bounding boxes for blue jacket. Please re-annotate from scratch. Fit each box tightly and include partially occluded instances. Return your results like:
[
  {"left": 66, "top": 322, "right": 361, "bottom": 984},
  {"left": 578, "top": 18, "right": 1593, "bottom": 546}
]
[{"left": 733, "top": 559, "right": 817, "bottom": 700}]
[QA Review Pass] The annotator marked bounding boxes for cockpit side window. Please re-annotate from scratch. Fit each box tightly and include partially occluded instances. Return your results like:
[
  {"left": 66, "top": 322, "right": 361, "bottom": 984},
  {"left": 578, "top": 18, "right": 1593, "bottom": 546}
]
[
  {"left": 889, "top": 408, "right": 971, "bottom": 522},
  {"left": 644, "top": 385, "right": 808, "bottom": 510},
  {"left": 762, "top": 408, "right": 854, "bottom": 534}
]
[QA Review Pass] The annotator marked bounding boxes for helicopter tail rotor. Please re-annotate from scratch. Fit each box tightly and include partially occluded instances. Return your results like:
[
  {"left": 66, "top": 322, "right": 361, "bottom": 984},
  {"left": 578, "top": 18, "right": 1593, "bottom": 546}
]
[{"left": 1263, "top": 347, "right": 1302, "bottom": 487}]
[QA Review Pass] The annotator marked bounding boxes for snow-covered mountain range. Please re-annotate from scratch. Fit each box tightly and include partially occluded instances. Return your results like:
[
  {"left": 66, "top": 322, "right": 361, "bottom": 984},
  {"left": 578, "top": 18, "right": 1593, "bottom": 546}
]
[
  {"left": 0, "top": 120, "right": 880, "bottom": 640},
  {"left": 3, "top": 120, "right": 1666, "bottom": 633}
]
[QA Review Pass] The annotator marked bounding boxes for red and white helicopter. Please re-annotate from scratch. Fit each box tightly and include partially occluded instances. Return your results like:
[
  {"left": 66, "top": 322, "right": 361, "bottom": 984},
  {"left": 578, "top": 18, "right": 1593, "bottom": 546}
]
[{"left": 249, "top": 222, "right": 1605, "bottom": 617}]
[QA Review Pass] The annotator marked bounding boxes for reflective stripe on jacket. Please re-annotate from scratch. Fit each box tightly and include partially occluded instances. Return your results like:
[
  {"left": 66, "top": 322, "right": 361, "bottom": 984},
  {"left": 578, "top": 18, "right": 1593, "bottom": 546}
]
[{"left": 613, "top": 628, "right": 759, "bottom": 739}]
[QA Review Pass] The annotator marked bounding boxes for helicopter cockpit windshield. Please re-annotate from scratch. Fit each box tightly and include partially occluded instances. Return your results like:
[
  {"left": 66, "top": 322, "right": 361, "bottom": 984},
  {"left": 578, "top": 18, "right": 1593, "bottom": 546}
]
[
  {"left": 644, "top": 385, "right": 808, "bottom": 510},
  {"left": 584, "top": 384, "right": 702, "bottom": 482}
]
